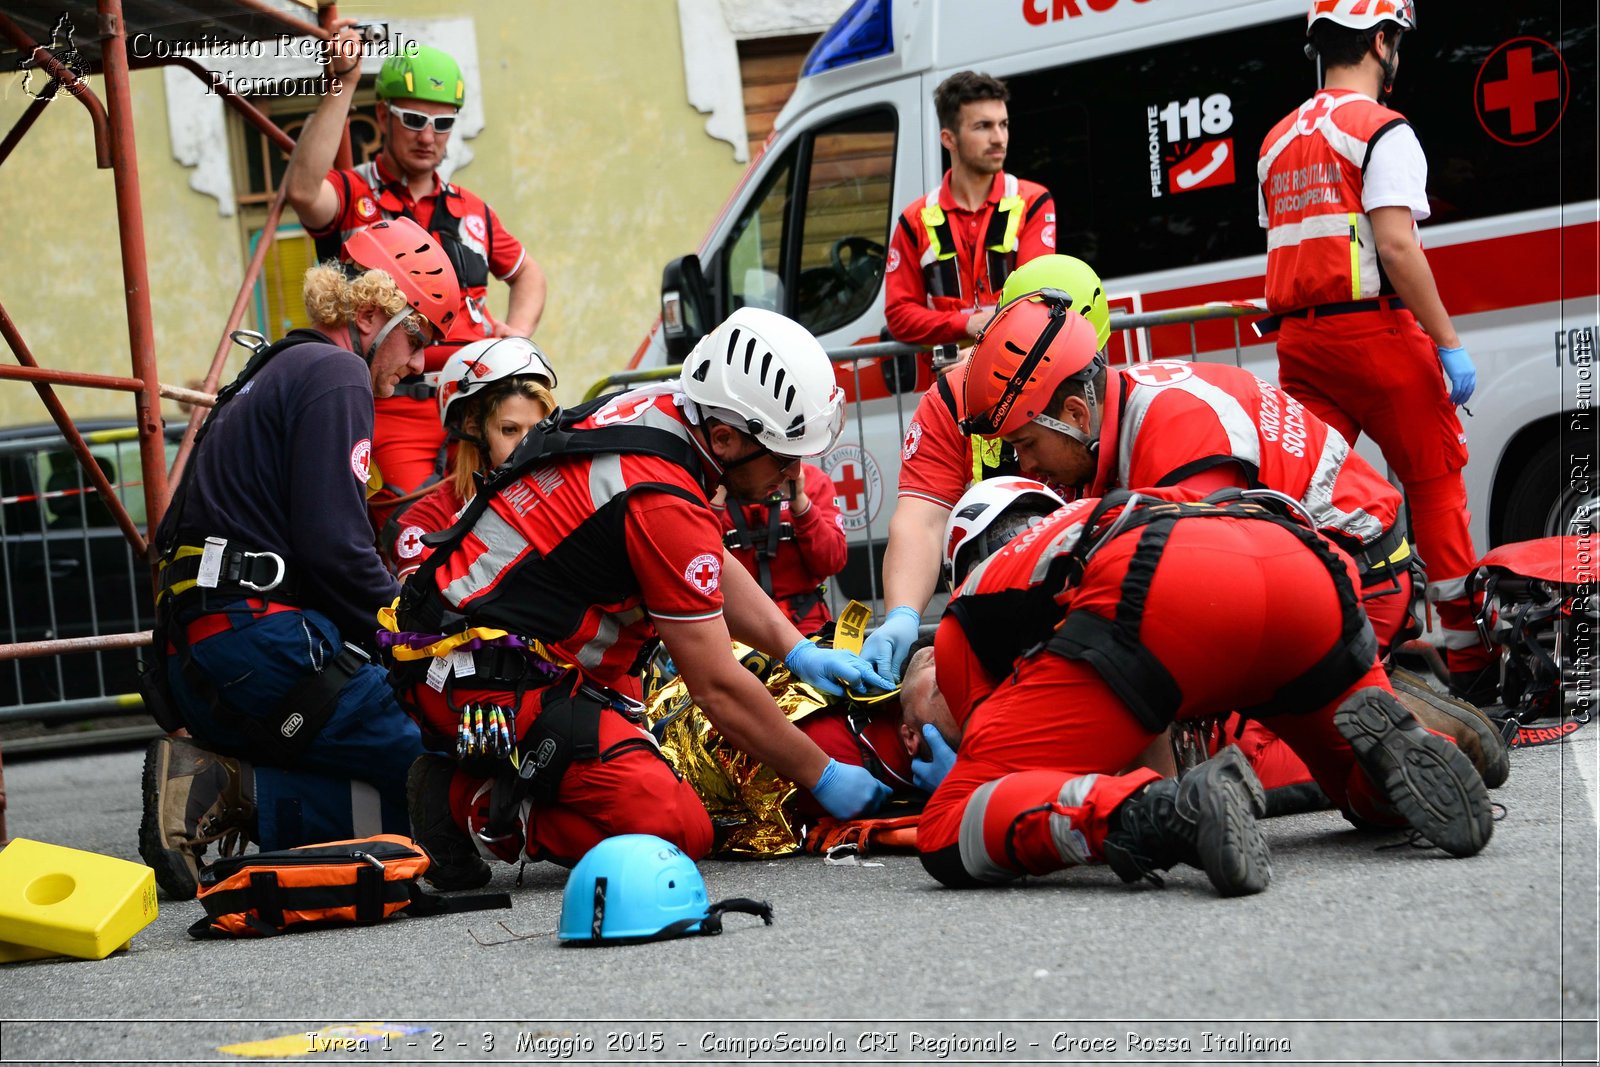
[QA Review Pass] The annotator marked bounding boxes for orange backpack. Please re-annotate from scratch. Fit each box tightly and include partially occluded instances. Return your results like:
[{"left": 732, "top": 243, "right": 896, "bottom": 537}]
[{"left": 189, "top": 834, "right": 509, "bottom": 939}]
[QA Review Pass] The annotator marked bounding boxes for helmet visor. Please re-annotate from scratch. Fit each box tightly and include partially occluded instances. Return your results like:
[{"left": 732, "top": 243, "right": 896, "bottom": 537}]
[{"left": 777, "top": 385, "right": 846, "bottom": 456}]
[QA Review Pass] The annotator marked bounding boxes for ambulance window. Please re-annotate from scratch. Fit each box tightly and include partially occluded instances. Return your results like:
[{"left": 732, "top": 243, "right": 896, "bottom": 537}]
[
  {"left": 724, "top": 149, "right": 796, "bottom": 315},
  {"left": 1005, "top": 18, "right": 1308, "bottom": 281},
  {"left": 790, "top": 108, "right": 897, "bottom": 336},
  {"left": 1004, "top": 5, "right": 1595, "bottom": 283}
]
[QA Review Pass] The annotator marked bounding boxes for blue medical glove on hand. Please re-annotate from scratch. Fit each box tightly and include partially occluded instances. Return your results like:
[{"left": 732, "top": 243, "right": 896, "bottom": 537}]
[
  {"left": 784, "top": 640, "right": 896, "bottom": 697},
  {"left": 1438, "top": 345, "right": 1476, "bottom": 406},
  {"left": 911, "top": 723, "right": 957, "bottom": 795},
  {"left": 810, "top": 758, "right": 892, "bottom": 819},
  {"left": 859, "top": 606, "right": 922, "bottom": 684}
]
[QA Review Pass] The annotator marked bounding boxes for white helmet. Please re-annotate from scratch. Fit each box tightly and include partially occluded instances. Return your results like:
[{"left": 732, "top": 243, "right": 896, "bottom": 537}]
[
  {"left": 1307, "top": 0, "right": 1416, "bottom": 34},
  {"left": 944, "top": 476, "right": 1066, "bottom": 588},
  {"left": 681, "top": 307, "right": 845, "bottom": 458},
  {"left": 437, "top": 337, "right": 558, "bottom": 431}
]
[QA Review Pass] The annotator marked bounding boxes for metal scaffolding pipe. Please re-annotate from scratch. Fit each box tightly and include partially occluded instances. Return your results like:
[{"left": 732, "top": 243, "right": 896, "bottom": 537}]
[
  {"left": 0, "top": 299, "right": 147, "bottom": 555},
  {"left": 97, "top": 0, "right": 171, "bottom": 539},
  {"left": 0, "top": 631, "right": 152, "bottom": 663},
  {"left": 0, "top": 10, "right": 112, "bottom": 168},
  {"left": 0, "top": 363, "right": 143, "bottom": 392}
]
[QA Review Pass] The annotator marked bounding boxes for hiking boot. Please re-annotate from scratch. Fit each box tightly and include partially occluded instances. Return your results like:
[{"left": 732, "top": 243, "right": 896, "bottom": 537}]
[
  {"left": 407, "top": 755, "right": 491, "bottom": 891},
  {"left": 1102, "top": 746, "right": 1272, "bottom": 897},
  {"left": 1335, "top": 687, "right": 1493, "bottom": 857},
  {"left": 138, "top": 736, "right": 256, "bottom": 900},
  {"left": 1391, "top": 667, "right": 1510, "bottom": 789}
]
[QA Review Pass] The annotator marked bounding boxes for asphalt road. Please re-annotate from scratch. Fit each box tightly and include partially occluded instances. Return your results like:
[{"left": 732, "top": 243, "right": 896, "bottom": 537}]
[{"left": 0, "top": 730, "right": 1595, "bottom": 1066}]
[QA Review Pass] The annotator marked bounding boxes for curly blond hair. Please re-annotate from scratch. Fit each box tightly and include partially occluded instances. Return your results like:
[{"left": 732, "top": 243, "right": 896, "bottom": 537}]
[{"left": 302, "top": 262, "right": 411, "bottom": 328}]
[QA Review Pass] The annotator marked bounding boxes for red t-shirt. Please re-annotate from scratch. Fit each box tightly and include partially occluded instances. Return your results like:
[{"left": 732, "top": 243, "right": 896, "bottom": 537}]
[
  {"left": 310, "top": 156, "right": 528, "bottom": 370},
  {"left": 388, "top": 482, "right": 466, "bottom": 579},
  {"left": 897, "top": 364, "right": 981, "bottom": 510}
]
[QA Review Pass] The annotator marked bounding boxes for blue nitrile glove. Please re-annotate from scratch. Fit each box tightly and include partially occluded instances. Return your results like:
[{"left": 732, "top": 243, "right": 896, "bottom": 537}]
[
  {"left": 784, "top": 639, "right": 896, "bottom": 697},
  {"left": 859, "top": 606, "right": 922, "bottom": 684},
  {"left": 1438, "top": 345, "right": 1476, "bottom": 406},
  {"left": 911, "top": 723, "right": 957, "bottom": 795},
  {"left": 810, "top": 758, "right": 893, "bottom": 819}
]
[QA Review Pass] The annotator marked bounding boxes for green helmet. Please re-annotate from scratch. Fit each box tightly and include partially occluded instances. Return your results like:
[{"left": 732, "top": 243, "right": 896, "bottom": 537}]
[
  {"left": 1000, "top": 254, "right": 1112, "bottom": 351},
  {"left": 374, "top": 44, "right": 464, "bottom": 108}
]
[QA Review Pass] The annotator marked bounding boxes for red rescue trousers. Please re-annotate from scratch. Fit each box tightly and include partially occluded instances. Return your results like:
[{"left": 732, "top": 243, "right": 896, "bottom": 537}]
[
  {"left": 406, "top": 682, "right": 713, "bottom": 867},
  {"left": 920, "top": 517, "right": 1397, "bottom": 886},
  {"left": 1277, "top": 307, "right": 1491, "bottom": 673}
]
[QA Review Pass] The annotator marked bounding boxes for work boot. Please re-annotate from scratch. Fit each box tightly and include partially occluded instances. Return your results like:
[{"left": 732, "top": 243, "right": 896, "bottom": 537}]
[
  {"left": 138, "top": 736, "right": 256, "bottom": 900},
  {"left": 407, "top": 755, "right": 492, "bottom": 891},
  {"left": 1101, "top": 746, "right": 1272, "bottom": 897},
  {"left": 1390, "top": 667, "right": 1511, "bottom": 789},
  {"left": 1335, "top": 687, "right": 1493, "bottom": 858}
]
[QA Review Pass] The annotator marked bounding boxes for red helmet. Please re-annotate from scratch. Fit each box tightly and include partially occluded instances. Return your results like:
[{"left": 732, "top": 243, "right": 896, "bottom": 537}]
[
  {"left": 960, "top": 289, "right": 1104, "bottom": 439},
  {"left": 341, "top": 217, "right": 459, "bottom": 339}
]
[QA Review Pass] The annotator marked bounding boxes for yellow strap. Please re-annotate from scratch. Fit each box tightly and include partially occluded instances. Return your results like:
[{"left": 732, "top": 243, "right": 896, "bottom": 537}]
[
  {"left": 1365, "top": 536, "right": 1412, "bottom": 572},
  {"left": 920, "top": 202, "right": 954, "bottom": 261},
  {"left": 154, "top": 544, "right": 207, "bottom": 605},
  {"left": 377, "top": 601, "right": 573, "bottom": 667},
  {"left": 990, "top": 194, "right": 1025, "bottom": 254},
  {"left": 1348, "top": 212, "right": 1361, "bottom": 300},
  {"left": 366, "top": 459, "right": 384, "bottom": 500}
]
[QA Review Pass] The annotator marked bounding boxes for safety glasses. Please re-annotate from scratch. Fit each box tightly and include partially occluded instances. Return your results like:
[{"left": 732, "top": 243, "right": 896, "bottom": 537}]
[
  {"left": 386, "top": 103, "right": 457, "bottom": 134},
  {"left": 401, "top": 315, "right": 432, "bottom": 352},
  {"left": 958, "top": 289, "right": 1072, "bottom": 438}
]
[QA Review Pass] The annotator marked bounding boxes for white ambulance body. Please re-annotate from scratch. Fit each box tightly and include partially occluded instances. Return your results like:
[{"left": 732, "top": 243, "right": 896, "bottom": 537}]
[{"left": 637, "top": 0, "right": 1597, "bottom": 605}]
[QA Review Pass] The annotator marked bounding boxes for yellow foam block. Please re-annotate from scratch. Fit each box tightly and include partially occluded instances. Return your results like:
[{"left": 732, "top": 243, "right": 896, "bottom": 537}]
[
  {"left": 0, "top": 937, "right": 131, "bottom": 963},
  {"left": 0, "top": 839, "right": 157, "bottom": 960}
]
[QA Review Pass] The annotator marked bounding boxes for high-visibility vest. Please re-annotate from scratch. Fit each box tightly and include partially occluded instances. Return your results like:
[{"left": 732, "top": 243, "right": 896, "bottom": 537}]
[
  {"left": 1258, "top": 89, "right": 1410, "bottom": 313},
  {"left": 917, "top": 173, "right": 1028, "bottom": 304}
]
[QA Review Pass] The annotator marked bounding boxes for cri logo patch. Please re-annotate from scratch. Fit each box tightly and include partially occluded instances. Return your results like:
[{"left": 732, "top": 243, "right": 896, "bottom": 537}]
[
  {"left": 684, "top": 552, "right": 721, "bottom": 595},
  {"left": 350, "top": 438, "right": 372, "bottom": 483}
]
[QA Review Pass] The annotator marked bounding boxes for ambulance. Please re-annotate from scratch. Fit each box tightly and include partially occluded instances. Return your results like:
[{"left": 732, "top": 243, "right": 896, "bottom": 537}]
[{"left": 634, "top": 0, "right": 1597, "bottom": 605}]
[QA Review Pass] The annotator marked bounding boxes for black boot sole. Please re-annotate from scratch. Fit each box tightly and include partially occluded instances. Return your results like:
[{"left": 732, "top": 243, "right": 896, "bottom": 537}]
[
  {"left": 138, "top": 739, "right": 199, "bottom": 901},
  {"left": 1191, "top": 748, "right": 1272, "bottom": 897},
  {"left": 1335, "top": 687, "right": 1493, "bottom": 858}
]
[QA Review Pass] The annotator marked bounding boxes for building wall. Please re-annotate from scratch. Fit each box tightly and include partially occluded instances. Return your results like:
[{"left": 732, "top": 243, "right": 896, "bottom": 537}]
[{"left": 0, "top": 0, "right": 750, "bottom": 426}]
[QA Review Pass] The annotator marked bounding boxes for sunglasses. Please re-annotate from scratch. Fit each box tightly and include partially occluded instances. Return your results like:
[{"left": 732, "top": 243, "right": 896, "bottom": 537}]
[{"left": 386, "top": 103, "right": 457, "bottom": 134}]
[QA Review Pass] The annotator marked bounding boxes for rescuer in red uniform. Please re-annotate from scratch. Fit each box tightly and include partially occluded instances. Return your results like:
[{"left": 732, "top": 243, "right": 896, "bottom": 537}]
[
  {"left": 902, "top": 477, "right": 1493, "bottom": 893},
  {"left": 1256, "top": 0, "right": 1494, "bottom": 704}
]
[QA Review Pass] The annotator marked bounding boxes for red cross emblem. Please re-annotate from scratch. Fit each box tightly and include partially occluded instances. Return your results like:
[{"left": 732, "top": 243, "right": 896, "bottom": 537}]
[
  {"left": 1125, "top": 362, "right": 1193, "bottom": 388},
  {"left": 684, "top": 552, "right": 721, "bottom": 595},
  {"left": 1476, "top": 38, "right": 1569, "bottom": 147},
  {"left": 835, "top": 463, "right": 867, "bottom": 512},
  {"left": 396, "top": 525, "right": 425, "bottom": 559},
  {"left": 1297, "top": 93, "right": 1336, "bottom": 136}
]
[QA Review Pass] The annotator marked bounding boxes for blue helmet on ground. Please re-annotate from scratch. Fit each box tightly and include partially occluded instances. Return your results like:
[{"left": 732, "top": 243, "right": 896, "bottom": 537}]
[{"left": 558, "top": 834, "right": 773, "bottom": 946}]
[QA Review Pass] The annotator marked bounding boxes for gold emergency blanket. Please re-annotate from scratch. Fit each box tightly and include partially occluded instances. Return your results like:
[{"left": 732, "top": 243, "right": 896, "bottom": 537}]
[{"left": 642, "top": 602, "right": 896, "bottom": 857}]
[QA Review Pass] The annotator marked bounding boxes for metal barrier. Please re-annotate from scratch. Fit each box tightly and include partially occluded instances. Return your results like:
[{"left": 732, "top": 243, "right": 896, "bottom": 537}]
[
  {"left": 581, "top": 302, "right": 1265, "bottom": 625},
  {"left": 0, "top": 426, "right": 177, "bottom": 724}
]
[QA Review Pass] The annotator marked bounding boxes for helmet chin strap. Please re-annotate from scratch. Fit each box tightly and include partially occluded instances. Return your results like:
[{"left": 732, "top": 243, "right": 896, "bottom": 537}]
[
  {"left": 1030, "top": 377, "right": 1101, "bottom": 454},
  {"left": 364, "top": 306, "right": 414, "bottom": 364},
  {"left": 1374, "top": 31, "right": 1400, "bottom": 104}
]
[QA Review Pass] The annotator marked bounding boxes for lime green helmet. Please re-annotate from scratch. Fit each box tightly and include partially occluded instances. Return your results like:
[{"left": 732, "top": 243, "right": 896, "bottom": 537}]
[
  {"left": 1000, "top": 255, "right": 1112, "bottom": 351},
  {"left": 374, "top": 44, "right": 464, "bottom": 108}
]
